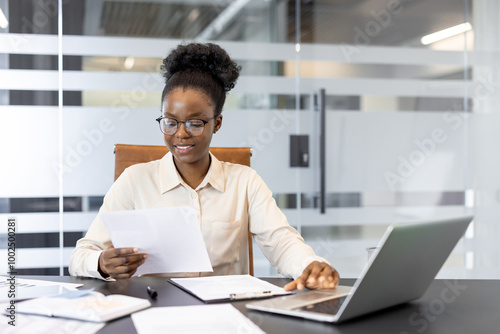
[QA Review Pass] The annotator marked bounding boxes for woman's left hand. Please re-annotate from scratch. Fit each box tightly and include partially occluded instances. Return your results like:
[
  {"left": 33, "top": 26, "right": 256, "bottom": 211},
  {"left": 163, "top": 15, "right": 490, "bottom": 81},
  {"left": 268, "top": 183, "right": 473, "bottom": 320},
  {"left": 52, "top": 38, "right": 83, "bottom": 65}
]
[{"left": 284, "top": 261, "right": 340, "bottom": 291}]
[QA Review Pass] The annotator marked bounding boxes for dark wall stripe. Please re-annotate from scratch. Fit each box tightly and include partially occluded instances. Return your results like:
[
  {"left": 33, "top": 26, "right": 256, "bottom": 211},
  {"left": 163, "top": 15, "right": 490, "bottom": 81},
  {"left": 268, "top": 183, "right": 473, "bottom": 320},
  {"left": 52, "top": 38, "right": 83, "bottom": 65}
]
[
  {"left": 14, "top": 267, "right": 70, "bottom": 276},
  {"left": 274, "top": 191, "right": 465, "bottom": 209},
  {"left": 0, "top": 196, "right": 103, "bottom": 213},
  {"left": 0, "top": 192, "right": 464, "bottom": 213},
  {"left": 0, "top": 232, "right": 84, "bottom": 248},
  {"left": 8, "top": 197, "right": 82, "bottom": 213}
]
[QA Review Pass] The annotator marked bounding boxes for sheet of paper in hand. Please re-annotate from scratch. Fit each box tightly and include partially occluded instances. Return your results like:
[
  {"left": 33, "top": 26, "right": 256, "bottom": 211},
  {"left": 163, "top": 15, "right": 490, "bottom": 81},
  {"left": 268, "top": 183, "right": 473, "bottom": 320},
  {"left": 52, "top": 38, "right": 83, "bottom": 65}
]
[{"left": 100, "top": 206, "right": 213, "bottom": 276}]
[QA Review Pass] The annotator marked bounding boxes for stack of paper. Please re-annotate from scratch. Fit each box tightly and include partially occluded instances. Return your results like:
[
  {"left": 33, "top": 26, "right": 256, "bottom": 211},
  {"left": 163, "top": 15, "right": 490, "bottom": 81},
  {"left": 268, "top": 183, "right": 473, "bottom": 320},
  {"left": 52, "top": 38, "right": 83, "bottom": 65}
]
[
  {"left": 132, "top": 304, "right": 265, "bottom": 334},
  {"left": 13, "top": 291, "right": 151, "bottom": 323},
  {"left": 0, "top": 313, "right": 105, "bottom": 334},
  {"left": 0, "top": 276, "right": 82, "bottom": 302}
]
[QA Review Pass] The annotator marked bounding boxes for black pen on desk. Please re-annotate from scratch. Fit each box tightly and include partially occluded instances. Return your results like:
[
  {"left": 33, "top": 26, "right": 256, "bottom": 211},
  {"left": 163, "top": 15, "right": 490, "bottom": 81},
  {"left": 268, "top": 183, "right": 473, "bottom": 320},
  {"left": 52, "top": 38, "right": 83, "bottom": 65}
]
[{"left": 147, "top": 286, "right": 158, "bottom": 299}]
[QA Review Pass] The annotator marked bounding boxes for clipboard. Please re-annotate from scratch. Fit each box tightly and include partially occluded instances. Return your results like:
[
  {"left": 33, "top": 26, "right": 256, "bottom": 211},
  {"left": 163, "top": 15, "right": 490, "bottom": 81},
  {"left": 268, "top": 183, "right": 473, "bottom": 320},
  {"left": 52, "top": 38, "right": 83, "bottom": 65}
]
[{"left": 168, "top": 275, "right": 293, "bottom": 303}]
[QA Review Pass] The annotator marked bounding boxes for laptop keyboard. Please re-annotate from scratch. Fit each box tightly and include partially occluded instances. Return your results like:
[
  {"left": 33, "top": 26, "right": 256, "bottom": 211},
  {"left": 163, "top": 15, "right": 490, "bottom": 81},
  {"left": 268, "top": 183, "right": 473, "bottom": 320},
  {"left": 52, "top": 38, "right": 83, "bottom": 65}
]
[{"left": 295, "top": 296, "right": 347, "bottom": 315}]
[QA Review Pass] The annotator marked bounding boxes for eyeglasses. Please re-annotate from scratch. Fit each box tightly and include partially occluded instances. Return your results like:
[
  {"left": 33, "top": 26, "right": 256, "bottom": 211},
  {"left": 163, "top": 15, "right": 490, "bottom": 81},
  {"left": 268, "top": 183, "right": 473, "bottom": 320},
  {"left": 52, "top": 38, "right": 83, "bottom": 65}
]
[{"left": 156, "top": 116, "right": 215, "bottom": 137}]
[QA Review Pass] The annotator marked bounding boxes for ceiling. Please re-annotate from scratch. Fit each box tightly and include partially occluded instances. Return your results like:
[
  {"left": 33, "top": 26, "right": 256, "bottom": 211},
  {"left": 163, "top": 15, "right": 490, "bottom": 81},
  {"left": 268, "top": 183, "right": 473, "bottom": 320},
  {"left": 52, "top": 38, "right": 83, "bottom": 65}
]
[
  {"left": 293, "top": 0, "right": 472, "bottom": 46},
  {"left": 80, "top": 0, "right": 472, "bottom": 46}
]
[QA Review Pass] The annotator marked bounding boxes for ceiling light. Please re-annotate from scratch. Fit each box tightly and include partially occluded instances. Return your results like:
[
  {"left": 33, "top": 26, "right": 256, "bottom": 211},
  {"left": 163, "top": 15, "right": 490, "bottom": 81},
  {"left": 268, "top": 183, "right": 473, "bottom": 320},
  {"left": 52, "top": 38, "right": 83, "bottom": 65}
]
[
  {"left": 0, "top": 8, "right": 9, "bottom": 29},
  {"left": 188, "top": 8, "right": 200, "bottom": 22},
  {"left": 421, "top": 22, "right": 472, "bottom": 45},
  {"left": 197, "top": 0, "right": 250, "bottom": 40},
  {"left": 124, "top": 57, "right": 135, "bottom": 70}
]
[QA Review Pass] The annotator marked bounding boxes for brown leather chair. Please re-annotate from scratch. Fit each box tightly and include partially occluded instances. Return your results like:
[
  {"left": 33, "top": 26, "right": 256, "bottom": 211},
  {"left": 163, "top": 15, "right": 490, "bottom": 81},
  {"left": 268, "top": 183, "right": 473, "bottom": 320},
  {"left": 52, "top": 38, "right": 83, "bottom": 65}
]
[{"left": 113, "top": 144, "right": 254, "bottom": 276}]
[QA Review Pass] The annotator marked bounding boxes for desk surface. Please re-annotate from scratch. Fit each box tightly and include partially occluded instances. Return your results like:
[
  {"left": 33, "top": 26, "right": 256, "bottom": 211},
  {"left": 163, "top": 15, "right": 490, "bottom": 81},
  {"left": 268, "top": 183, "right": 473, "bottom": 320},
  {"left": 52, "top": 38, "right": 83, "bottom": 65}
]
[{"left": 22, "top": 276, "right": 498, "bottom": 334}]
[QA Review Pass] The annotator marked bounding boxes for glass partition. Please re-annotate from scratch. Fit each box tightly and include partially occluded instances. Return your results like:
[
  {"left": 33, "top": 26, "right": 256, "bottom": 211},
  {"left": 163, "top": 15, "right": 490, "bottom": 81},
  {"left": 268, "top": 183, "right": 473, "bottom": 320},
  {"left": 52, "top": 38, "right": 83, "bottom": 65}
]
[{"left": 2, "top": 0, "right": 499, "bottom": 280}]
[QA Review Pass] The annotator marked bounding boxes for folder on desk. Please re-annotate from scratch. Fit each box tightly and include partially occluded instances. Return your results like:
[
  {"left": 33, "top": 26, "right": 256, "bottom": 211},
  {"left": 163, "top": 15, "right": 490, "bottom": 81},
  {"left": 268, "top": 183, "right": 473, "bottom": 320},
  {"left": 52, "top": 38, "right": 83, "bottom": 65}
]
[{"left": 169, "top": 275, "right": 292, "bottom": 303}]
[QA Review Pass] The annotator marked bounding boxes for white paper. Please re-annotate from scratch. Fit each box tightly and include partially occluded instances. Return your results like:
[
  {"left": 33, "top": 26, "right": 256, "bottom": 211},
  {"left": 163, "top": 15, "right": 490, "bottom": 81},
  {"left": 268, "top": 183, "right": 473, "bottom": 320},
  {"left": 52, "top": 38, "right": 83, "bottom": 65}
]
[
  {"left": 100, "top": 206, "right": 213, "bottom": 276},
  {"left": 8, "top": 291, "right": 151, "bottom": 323},
  {"left": 0, "top": 313, "right": 104, "bottom": 334},
  {"left": 132, "top": 304, "right": 265, "bottom": 334},
  {"left": 0, "top": 277, "right": 83, "bottom": 303},
  {"left": 171, "top": 275, "right": 292, "bottom": 301}
]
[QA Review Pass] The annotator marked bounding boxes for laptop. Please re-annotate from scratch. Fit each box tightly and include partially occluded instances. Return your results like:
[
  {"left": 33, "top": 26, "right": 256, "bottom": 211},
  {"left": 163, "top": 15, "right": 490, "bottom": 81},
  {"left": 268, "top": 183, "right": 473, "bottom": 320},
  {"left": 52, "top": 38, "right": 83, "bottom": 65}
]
[{"left": 246, "top": 215, "right": 473, "bottom": 323}]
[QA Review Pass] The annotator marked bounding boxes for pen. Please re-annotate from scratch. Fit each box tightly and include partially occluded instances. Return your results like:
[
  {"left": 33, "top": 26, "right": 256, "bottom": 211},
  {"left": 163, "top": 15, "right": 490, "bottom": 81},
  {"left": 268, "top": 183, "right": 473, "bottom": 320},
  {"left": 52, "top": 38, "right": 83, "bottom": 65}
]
[
  {"left": 147, "top": 286, "right": 158, "bottom": 299},
  {"left": 230, "top": 291, "right": 273, "bottom": 301}
]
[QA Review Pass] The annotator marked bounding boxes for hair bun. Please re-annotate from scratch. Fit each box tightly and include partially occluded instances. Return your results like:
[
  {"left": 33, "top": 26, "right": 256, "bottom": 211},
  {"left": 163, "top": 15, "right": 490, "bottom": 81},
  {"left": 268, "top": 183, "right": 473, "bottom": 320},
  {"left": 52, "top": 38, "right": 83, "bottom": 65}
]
[{"left": 162, "top": 43, "right": 240, "bottom": 92}]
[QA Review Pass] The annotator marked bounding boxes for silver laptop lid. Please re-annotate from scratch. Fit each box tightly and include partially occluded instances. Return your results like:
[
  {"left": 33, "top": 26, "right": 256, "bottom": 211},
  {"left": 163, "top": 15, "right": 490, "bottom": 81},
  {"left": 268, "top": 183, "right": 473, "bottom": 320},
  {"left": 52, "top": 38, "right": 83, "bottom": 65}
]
[
  {"left": 246, "top": 216, "right": 472, "bottom": 323},
  {"left": 336, "top": 215, "right": 473, "bottom": 322}
]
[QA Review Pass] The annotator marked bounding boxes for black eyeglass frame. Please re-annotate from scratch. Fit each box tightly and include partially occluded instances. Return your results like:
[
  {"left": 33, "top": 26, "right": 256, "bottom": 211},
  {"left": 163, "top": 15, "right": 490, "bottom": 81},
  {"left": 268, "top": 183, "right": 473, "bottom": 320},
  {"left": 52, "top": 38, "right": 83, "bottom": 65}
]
[{"left": 155, "top": 116, "right": 216, "bottom": 136}]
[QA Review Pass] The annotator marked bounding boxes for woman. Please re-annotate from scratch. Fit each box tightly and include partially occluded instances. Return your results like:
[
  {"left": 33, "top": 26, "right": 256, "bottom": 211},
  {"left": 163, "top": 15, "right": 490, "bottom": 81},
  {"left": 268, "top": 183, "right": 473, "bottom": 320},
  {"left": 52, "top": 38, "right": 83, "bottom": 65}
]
[{"left": 69, "top": 43, "right": 339, "bottom": 291}]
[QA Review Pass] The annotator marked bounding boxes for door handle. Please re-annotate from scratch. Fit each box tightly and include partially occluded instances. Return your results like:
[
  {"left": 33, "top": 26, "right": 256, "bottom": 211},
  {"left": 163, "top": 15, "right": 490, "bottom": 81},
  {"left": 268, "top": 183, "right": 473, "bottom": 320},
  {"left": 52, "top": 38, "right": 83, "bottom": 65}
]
[{"left": 314, "top": 88, "right": 326, "bottom": 214}]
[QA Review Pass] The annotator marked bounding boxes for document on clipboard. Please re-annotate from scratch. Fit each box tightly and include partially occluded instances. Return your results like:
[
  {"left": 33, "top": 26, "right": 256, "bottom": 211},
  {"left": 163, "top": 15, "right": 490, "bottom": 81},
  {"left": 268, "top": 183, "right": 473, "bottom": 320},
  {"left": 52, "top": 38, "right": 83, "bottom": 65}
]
[{"left": 169, "top": 275, "right": 293, "bottom": 303}]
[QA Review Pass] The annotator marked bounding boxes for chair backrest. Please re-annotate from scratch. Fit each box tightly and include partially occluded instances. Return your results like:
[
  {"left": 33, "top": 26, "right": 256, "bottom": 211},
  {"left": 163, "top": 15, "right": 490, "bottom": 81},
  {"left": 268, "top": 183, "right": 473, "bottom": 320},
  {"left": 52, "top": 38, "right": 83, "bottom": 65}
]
[
  {"left": 113, "top": 144, "right": 254, "bottom": 276},
  {"left": 114, "top": 144, "right": 251, "bottom": 181}
]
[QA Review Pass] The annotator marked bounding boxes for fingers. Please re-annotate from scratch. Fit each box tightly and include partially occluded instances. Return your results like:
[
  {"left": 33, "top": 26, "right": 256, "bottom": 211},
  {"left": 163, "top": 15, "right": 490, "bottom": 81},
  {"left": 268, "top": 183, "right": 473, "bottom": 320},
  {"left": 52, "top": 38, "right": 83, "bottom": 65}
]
[
  {"left": 99, "top": 247, "right": 148, "bottom": 279},
  {"left": 283, "top": 280, "right": 297, "bottom": 291},
  {"left": 284, "top": 265, "right": 313, "bottom": 291},
  {"left": 304, "top": 262, "right": 324, "bottom": 288},
  {"left": 314, "top": 265, "right": 340, "bottom": 289},
  {"left": 110, "top": 257, "right": 144, "bottom": 279},
  {"left": 108, "top": 254, "right": 146, "bottom": 275},
  {"left": 284, "top": 261, "right": 340, "bottom": 291}
]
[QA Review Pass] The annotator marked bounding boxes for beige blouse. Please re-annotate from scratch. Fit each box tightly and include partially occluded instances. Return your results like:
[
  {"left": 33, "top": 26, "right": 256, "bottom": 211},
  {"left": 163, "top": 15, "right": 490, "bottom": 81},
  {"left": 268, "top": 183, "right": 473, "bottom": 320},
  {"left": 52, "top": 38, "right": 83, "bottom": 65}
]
[{"left": 69, "top": 152, "right": 328, "bottom": 280}]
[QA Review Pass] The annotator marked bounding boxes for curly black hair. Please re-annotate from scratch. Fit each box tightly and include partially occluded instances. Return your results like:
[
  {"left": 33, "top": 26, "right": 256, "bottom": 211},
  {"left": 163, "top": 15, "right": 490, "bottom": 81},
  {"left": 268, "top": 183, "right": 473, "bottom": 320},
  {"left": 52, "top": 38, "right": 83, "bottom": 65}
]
[{"left": 160, "top": 43, "right": 241, "bottom": 116}]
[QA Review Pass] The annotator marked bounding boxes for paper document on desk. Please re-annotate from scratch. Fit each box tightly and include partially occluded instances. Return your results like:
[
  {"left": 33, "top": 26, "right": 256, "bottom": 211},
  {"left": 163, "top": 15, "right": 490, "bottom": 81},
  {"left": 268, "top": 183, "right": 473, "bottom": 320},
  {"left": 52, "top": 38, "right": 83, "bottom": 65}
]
[
  {"left": 9, "top": 291, "right": 150, "bottom": 323},
  {"left": 132, "top": 304, "right": 265, "bottom": 334},
  {"left": 101, "top": 206, "right": 213, "bottom": 276},
  {"left": 170, "top": 274, "right": 292, "bottom": 302},
  {"left": 0, "top": 276, "right": 83, "bottom": 302},
  {"left": 0, "top": 313, "right": 104, "bottom": 334}
]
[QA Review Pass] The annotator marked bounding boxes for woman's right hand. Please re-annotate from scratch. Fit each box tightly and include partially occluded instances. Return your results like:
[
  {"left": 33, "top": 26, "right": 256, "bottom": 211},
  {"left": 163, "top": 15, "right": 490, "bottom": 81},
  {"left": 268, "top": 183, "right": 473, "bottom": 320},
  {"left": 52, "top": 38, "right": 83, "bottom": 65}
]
[{"left": 98, "top": 247, "right": 148, "bottom": 279}]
